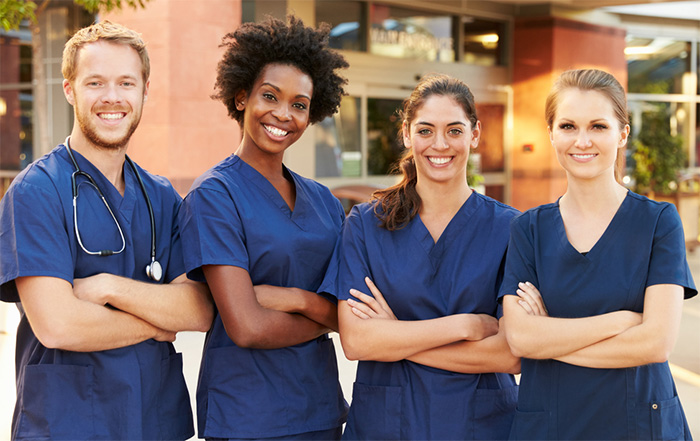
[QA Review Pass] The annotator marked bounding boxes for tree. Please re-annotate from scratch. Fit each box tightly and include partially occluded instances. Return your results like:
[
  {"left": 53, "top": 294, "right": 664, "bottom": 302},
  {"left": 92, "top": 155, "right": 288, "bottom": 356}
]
[{"left": 1, "top": 0, "right": 150, "bottom": 31}]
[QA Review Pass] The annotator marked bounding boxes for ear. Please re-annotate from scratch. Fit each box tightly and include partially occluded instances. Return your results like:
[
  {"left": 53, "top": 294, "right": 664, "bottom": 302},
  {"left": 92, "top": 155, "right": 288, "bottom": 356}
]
[
  {"left": 63, "top": 79, "right": 75, "bottom": 106},
  {"left": 235, "top": 90, "right": 247, "bottom": 111},
  {"left": 402, "top": 121, "right": 411, "bottom": 148},
  {"left": 547, "top": 126, "right": 554, "bottom": 146},
  {"left": 143, "top": 79, "right": 150, "bottom": 102},
  {"left": 470, "top": 120, "right": 482, "bottom": 148},
  {"left": 618, "top": 124, "right": 630, "bottom": 149}
]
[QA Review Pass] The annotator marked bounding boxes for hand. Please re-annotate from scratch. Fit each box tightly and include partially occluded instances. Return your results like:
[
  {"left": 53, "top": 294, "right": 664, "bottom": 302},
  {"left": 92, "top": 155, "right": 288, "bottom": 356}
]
[
  {"left": 516, "top": 281, "right": 549, "bottom": 316},
  {"left": 464, "top": 314, "right": 499, "bottom": 341},
  {"left": 73, "top": 273, "right": 116, "bottom": 306},
  {"left": 347, "top": 277, "right": 397, "bottom": 320},
  {"left": 153, "top": 327, "right": 177, "bottom": 343}
]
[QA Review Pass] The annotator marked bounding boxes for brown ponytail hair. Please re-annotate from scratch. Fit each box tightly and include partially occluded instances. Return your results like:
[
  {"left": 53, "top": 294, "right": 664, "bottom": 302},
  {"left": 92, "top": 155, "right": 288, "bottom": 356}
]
[{"left": 372, "top": 74, "right": 478, "bottom": 230}]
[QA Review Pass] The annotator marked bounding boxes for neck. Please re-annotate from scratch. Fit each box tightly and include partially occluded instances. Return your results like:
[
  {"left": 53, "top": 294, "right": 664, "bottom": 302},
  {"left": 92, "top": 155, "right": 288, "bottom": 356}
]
[
  {"left": 561, "top": 174, "right": 627, "bottom": 214},
  {"left": 67, "top": 128, "right": 128, "bottom": 194},
  {"left": 416, "top": 177, "right": 472, "bottom": 217},
  {"left": 235, "top": 140, "right": 285, "bottom": 181}
]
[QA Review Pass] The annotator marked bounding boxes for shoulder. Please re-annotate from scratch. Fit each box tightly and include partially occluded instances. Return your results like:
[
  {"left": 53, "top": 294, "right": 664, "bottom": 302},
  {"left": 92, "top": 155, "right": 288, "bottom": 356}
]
[
  {"left": 5, "top": 147, "right": 69, "bottom": 199},
  {"left": 509, "top": 201, "right": 559, "bottom": 235},
  {"left": 130, "top": 160, "right": 181, "bottom": 203},
  {"left": 473, "top": 192, "right": 520, "bottom": 221},
  {"left": 187, "top": 155, "right": 241, "bottom": 195},
  {"left": 624, "top": 191, "right": 682, "bottom": 233},
  {"left": 287, "top": 167, "right": 345, "bottom": 215}
]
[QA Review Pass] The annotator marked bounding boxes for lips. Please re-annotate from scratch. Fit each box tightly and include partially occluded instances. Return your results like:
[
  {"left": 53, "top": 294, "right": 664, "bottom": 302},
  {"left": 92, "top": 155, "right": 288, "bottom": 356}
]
[{"left": 98, "top": 112, "right": 126, "bottom": 121}]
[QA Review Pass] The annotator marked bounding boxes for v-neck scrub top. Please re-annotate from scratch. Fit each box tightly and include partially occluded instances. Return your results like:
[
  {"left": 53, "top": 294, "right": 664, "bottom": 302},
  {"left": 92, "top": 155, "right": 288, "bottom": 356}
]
[
  {"left": 178, "top": 155, "right": 348, "bottom": 439},
  {"left": 319, "top": 192, "right": 520, "bottom": 440},
  {"left": 0, "top": 144, "right": 193, "bottom": 440},
  {"left": 499, "top": 191, "right": 697, "bottom": 441}
]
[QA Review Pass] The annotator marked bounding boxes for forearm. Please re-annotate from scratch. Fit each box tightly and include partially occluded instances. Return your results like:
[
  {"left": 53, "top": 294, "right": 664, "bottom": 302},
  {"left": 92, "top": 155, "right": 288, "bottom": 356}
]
[
  {"left": 339, "top": 303, "right": 474, "bottom": 362},
  {"left": 503, "top": 295, "right": 637, "bottom": 359},
  {"left": 223, "top": 305, "right": 330, "bottom": 349},
  {"left": 408, "top": 331, "right": 521, "bottom": 374},
  {"left": 255, "top": 285, "right": 338, "bottom": 331},
  {"left": 18, "top": 276, "right": 170, "bottom": 352},
  {"left": 80, "top": 274, "right": 214, "bottom": 332},
  {"left": 556, "top": 285, "right": 684, "bottom": 368}
]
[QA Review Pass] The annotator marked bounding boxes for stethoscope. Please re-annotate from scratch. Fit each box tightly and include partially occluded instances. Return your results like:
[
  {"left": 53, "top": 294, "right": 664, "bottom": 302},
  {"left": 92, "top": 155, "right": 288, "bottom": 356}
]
[{"left": 64, "top": 137, "right": 163, "bottom": 282}]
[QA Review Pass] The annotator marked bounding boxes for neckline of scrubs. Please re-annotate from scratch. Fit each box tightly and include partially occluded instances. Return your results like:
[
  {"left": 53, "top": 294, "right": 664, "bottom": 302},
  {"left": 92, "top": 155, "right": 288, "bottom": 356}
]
[
  {"left": 232, "top": 155, "right": 311, "bottom": 227},
  {"left": 410, "top": 192, "right": 481, "bottom": 268},
  {"left": 60, "top": 145, "right": 139, "bottom": 224},
  {"left": 554, "top": 190, "right": 630, "bottom": 261}
]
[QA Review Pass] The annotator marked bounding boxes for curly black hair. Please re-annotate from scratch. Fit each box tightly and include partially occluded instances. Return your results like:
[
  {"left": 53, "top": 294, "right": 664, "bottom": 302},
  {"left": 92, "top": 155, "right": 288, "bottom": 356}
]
[{"left": 212, "top": 15, "right": 349, "bottom": 125}]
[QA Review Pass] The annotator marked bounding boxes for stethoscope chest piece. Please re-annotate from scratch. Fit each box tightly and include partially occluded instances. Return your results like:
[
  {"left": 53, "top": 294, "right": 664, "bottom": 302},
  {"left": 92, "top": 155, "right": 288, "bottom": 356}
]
[{"left": 146, "top": 259, "right": 163, "bottom": 283}]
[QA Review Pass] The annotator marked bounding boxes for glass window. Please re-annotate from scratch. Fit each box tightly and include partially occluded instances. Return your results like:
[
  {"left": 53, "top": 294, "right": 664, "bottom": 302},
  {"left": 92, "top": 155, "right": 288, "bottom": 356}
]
[
  {"left": 369, "top": 4, "right": 454, "bottom": 62},
  {"left": 462, "top": 16, "right": 506, "bottom": 67},
  {"left": 1, "top": 28, "right": 33, "bottom": 171},
  {"left": 475, "top": 103, "right": 505, "bottom": 172},
  {"left": 627, "top": 101, "right": 692, "bottom": 192},
  {"left": 367, "top": 98, "right": 402, "bottom": 176},
  {"left": 626, "top": 35, "right": 691, "bottom": 94},
  {"left": 316, "top": 0, "right": 366, "bottom": 52},
  {"left": 316, "top": 96, "right": 362, "bottom": 178}
]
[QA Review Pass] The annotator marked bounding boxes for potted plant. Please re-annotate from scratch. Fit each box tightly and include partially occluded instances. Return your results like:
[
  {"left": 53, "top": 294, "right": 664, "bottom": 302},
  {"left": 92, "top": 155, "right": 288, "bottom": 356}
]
[{"left": 628, "top": 102, "right": 699, "bottom": 249}]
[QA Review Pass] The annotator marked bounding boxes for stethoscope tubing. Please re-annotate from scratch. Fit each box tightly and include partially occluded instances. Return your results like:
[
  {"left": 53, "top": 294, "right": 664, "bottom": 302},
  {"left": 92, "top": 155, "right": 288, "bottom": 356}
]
[{"left": 63, "top": 136, "right": 161, "bottom": 281}]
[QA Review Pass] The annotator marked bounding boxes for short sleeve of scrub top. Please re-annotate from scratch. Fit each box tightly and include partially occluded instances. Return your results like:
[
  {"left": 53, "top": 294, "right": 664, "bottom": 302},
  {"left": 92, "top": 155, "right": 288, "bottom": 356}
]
[
  {"left": 178, "top": 184, "right": 248, "bottom": 282},
  {"left": 0, "top": 169, "right": 73, "bottom": 302}
]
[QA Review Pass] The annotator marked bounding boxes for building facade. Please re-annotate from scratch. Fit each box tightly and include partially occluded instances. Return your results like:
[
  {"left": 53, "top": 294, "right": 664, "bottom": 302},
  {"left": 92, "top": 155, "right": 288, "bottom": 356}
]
[{"left": 1, "top": 0, "right": 699, "bottom": 211}]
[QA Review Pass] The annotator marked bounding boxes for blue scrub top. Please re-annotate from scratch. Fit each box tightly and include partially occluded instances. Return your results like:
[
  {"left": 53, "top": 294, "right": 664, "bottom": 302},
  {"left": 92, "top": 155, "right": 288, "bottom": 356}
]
[
  {"left": 0, "top": 144, "right": 193, "bottom": 440},
  {"left": 499, "top": 191, "right": 697, "bottom": 441},
  {"left": 319, "top": 192, "right": 520, "bottom": 440},
  {"left": 178, "top": 155, "right": 349, "bottom": 439}
]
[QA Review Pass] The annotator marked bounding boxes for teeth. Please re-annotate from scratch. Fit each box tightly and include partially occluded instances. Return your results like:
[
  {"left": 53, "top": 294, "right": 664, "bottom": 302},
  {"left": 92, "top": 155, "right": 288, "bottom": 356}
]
[
  {"left": 100, "top": 113, "right": 125, "bottom": 120},
  {"left": 428, "top": 156, "right": 452, "bottom": 165},
  {"left": 572, "top": 154, "right": 596, "bottom": 159},
  {"left": 264, "top": 125, "right": 288, "bottom": 137}
]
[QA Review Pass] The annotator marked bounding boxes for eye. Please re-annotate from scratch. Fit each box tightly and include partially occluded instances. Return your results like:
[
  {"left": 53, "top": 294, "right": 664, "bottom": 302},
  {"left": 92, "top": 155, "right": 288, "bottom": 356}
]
[
  {"left": 262, "top": 92, "right": 277, "bottom": 101},
  {"left": 417, "top": 128, "right": 432, "bottom": 135},
  {"left": 592, "top": 123, "right": 608, "bottom": 130},
  {"left": 293, "top": 102, "right": 308, "bottom": 111},
  {"left": 121, "top": 81, "right": 135, "bottom": 87},
  {"left": 448, "top": 128, "right": 464, "bottom": 136},
  {"left": 558, "top": 123, "right": 574, "bottom": 130}
]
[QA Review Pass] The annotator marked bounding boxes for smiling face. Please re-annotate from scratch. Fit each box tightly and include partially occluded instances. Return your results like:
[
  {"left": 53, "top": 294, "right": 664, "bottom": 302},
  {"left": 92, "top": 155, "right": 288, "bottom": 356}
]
[
  {"left": 236, "top": 63, "right": 313, "bottom": 165},
  {"left": 63, "top": 40, "right": 148, "bottom": 151},
  {"left": 549, "top": 88, "right": 629, "bottom": 182},
  {"left": 404, "top": 94, "right": 480, "bottom": 188}
]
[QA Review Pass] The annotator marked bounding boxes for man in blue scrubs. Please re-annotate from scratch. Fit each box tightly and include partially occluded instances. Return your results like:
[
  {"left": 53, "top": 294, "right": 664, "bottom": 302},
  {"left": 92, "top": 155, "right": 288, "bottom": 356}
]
[{"left": 0, "top": 21, "right": 213, "bottom": 440}]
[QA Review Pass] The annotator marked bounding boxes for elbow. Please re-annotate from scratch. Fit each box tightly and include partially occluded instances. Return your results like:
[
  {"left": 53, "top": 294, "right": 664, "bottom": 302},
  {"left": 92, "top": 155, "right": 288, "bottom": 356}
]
[
  {"left": 34, "top": 320, "right": 76, "bottom": 350},
  {"left": 646, "top": 340, "right": 674, "bottom": 365},
  {"left": 192, "top": 306, "right": 215, "bottom": 333},
  {"left": 504, "top": 329, "right": 530, "bottom": 359},
  {"left": 339, "top": 335, "right": 362, "bottom": 361},
  {"left": 223, "top": 319, "right": 268, "bottom": 349}
]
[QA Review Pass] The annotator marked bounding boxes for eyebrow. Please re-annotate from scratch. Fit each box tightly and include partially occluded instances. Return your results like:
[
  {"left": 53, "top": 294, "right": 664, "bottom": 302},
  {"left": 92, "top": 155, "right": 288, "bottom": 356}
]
[
  {"left": 261, "top": 82, "right": 311, "bottom": 101},
  {"left": 415, "top": 121, "right": 467, "bottom": 127}
]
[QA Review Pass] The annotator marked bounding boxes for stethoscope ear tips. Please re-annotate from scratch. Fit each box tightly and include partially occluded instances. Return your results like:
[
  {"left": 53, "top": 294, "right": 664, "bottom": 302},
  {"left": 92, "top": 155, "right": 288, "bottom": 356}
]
[{"left": 146, "top": 260, "right": 163, "bottom": 282}]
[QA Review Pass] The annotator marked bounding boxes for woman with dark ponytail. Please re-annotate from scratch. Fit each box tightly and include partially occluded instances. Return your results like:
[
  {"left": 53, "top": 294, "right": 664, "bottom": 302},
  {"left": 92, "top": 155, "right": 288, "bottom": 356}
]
[{"left": 320, "top": 74, "right": 520, "bottom": 440}]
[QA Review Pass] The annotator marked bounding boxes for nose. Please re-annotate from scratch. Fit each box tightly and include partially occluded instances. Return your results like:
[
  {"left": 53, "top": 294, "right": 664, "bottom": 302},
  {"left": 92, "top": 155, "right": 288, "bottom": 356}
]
[
  {"left": 271, "top": 103, "right": 292, "bottom": 122},
  {"left": 101, "top": 84, "right": 122, "bottom": 104},
  {"left": 433, "top": 133, "right": 449, "bottom": 150},
  {"left": 575, "top": 131, "right": 592, "bottom": 148}
]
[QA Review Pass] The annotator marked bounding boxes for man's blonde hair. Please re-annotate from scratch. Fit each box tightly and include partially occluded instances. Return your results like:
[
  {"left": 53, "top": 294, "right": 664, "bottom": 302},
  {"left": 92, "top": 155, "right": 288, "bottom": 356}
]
[{"left": 62, "top": 20, "right": 149, "bottom": 83}]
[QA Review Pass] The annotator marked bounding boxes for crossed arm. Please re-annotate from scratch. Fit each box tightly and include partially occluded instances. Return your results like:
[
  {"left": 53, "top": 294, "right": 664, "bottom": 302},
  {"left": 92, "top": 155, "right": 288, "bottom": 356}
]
[
  {"left": 338, "top": 277, "right": 520, "bottom": 374},
  {"left": 503, "top": 282, "right": 683, "bottom": 368},
  {"left": 201, "top": 265, "right": 338, "bottom": 349},
  {"left": 17, "top": 273, "right": 213, "bottom": 352}
]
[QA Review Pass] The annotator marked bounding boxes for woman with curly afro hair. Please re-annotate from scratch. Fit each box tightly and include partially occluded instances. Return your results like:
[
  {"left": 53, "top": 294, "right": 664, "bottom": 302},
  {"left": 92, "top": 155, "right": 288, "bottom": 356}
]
[{"left": 178, "top": 15, "right": 349, "bottom": 440}]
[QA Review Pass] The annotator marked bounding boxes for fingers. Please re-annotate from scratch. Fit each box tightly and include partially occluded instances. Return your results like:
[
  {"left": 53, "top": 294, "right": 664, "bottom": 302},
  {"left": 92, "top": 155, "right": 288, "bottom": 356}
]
[
  {"left": 347, "top": 299, "right": 372, "bottom": 319},
  {"left": 364, "top": 277, "right": 397, "bottom": 320},
  {"left": 516, "top": 281, "right": 548, "bottom": 316}
]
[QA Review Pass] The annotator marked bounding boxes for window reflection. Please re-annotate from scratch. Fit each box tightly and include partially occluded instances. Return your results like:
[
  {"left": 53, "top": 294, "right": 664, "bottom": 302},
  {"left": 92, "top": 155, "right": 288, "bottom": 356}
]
[
  {"left": 316, "top": 0, "right": 366, "bottom": 52},
  {"left": 626, "top": 35, "right": 691, "bottom": 94},
  {"left": 462, "top": 16, "right": 506, "bottom": 67},
  {"left": 369, "top": 4, "right": 454, "bottom": 62},
  {"left": 367, "top": 98, "right": 402, "bottom": 176},
  {"left": 316, "top": 96, "right": 362, "bottom": 178}
]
